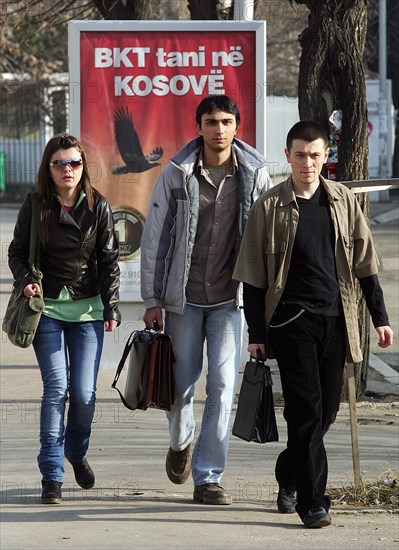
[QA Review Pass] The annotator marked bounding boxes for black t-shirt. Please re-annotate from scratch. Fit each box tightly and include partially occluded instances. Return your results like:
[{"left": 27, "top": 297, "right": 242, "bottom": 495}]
[{"left": 281, "top": 184, "right": 340, "bottom": 315}]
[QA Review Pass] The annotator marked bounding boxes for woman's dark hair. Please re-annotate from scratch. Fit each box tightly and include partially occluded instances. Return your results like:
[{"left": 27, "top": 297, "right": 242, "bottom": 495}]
[
  {"left": 36, "top": 134, "right": 94, "bottom": 244},
  {"left": 195, "top": 95, "right": 241, "bottom": 127},
  {"left": 286, "top": 120, "right": 328, "bottom": 150}
]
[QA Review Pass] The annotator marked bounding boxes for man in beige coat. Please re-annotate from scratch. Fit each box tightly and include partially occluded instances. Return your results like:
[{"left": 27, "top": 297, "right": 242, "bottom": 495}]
[{"left": 233, "top": 120, "right": 393, "bottom": 528}]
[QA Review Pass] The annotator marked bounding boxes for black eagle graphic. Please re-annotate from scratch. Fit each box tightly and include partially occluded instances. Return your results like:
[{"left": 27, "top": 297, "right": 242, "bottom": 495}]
[{"left": 111, "top": 106, "right": 163, "bottom": 174}]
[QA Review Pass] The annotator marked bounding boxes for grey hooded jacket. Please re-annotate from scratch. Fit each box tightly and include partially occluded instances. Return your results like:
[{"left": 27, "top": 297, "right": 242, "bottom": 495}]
[{"left": 140, "top": 137, "right": 272, "bottom": 314}]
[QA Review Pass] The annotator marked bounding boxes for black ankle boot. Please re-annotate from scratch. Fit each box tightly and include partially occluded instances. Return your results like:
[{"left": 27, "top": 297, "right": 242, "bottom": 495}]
[
  {"left": 68, "top": 459, "right": 95, "bottom": 489},
  {"left": 41, "top": 480, "right": 62, "bottom": 504}
]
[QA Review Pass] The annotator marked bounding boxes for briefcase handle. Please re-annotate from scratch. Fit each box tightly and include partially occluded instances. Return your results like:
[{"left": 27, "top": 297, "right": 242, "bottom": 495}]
[{"left": 248, "top": 352, "right": 273, "bottom": 387}]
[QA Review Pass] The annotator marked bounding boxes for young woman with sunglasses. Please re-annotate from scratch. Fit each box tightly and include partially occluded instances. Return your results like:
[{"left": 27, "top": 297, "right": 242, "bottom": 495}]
[{"left": 8, "top": 134, "right": 121, "bottom": 504}]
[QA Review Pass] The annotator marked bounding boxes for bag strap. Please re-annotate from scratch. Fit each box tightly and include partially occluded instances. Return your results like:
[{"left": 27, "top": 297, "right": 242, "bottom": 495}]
[
  {"left": 263, "top": 364, "right": 273, "bottom": 387},
  {"left": 111, "top": 330, "right": 139, "bottom": 389},
  {"left": 28, "top": 193, "right": 40, "bottom": 269},
  {"left": 112, "top": 329, "right": 161, "bottom": 389}
]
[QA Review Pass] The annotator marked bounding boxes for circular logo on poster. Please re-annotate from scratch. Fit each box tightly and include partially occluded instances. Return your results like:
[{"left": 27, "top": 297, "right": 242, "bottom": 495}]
[{"left": 112, "top": 206, "right": 146, "bottom": 261}]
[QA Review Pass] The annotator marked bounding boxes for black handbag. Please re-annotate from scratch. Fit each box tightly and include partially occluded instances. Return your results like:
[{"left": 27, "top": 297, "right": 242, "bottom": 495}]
[
  {"left": 232, "top": 355, "right": 279, "bottom": 443},
  {"left": 112, "top": 329, "right": 175, "bottom": 411},
  {"left": 2, "top": 193, "right": 44, "bottom": 348}
]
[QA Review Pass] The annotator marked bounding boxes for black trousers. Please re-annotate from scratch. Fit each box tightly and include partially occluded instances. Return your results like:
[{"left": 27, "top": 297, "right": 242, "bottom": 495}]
[{"left": 269, "top": 304, "right": 345, "bottom": 519}]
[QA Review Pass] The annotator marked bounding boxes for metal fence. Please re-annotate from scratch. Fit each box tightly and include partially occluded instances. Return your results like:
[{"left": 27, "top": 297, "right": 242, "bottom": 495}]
[{"left": 0, "top": 76, "right": 69, "bottom": 191}]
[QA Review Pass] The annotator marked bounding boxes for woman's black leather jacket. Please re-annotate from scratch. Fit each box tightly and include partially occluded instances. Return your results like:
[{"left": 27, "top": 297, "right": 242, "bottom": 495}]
[{"left": 8, "top": 191, "right": 121, "bottom": 324}]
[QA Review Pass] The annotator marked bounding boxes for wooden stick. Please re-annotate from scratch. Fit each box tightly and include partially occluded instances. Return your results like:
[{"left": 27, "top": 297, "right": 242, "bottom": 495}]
[{"left": 346, "top": 363, "right": 362, "bottom": 490}]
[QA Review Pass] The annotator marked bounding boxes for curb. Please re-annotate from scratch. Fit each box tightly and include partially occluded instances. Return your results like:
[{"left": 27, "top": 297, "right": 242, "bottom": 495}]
[{"left": 369, "top": 354, "right": 399, "bottom": 387}]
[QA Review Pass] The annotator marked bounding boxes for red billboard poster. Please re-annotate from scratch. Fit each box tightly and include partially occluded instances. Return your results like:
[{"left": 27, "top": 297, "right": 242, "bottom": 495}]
[{"left": 69, "top": 21, "right": 266, "bottom": 301}]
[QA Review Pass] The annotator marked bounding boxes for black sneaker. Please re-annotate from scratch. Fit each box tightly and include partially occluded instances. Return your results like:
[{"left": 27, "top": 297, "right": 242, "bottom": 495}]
[
  {"left": 277, "top": 487, "right": 297, "bottom": 513},
  {"left": 41, "top": 481, "right": 62, "bottom": 504},
  {"left": 303, "top": 506, "right": 332, "bottom": 528},
  {"left": 68, "top": 458, "right": 95, "bottom": 489}
]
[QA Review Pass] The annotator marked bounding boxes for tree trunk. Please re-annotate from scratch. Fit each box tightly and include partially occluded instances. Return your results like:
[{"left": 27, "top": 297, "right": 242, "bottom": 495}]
[
  {"left": 292, "top": 0, "right": 370, "bottom": 398},
  {"left": 92, "top": 0, "right": 152, "bottom": 19},
  {"left": 187, "top": 0, "right": 219, "bottom": 20}
]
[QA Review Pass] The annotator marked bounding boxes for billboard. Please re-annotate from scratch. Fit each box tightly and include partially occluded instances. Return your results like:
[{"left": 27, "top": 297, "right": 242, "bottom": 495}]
[{"left": 69, "top": 21, "right": 266, "bottom": 301}]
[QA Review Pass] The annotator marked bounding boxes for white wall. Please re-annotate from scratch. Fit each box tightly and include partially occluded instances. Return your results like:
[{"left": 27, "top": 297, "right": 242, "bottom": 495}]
[{"left": 266, "top": 94, "right": 299, "bottom": 180}]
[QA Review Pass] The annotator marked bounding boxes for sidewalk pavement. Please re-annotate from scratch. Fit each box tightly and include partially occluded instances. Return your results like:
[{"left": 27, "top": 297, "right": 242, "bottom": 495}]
[
  {"left": 0, "top": 200, "right": 398, "bottom": 550},
  {"left": 0, "top": 343, "right": 398, "bottom": 550}
]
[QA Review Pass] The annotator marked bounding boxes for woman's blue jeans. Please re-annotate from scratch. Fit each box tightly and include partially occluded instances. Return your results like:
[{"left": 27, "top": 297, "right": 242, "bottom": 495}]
[
  {"left": 33, "top": 315, "right": 104, "bottom": 482},
  {"left": 165, "top": 302, "right": 243, "bottom": 486}
]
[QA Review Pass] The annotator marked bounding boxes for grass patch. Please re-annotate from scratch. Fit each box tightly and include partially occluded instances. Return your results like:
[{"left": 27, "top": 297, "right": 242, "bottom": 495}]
[{"left": 328, "top": 469, "right": 399, "bottom": 508}]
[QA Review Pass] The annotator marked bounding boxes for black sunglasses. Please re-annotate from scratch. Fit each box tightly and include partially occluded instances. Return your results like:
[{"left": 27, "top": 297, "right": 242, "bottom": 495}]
[{"left": 49, "top": 159, "right": 83, "bottom": 170}]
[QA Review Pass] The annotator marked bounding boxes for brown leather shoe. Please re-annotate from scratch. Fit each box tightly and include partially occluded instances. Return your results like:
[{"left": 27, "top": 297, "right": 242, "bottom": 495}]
[
  {"left": 166, "top": 443, "right": 192, "bottom": 484},
  {"left": 193, "top": 483, "right": 232, "bottom": 505}
]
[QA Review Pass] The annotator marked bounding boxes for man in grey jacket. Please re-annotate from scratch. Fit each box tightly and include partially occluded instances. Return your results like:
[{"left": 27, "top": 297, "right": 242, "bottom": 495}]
[{"left": 140, "top": 95, "right": 271, "bottom": 504}]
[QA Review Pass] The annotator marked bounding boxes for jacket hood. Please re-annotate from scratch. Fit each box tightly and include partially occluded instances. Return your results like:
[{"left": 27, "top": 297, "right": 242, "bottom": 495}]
[{"left": 170, "top": 137, "right": 267, "bottom": 177}]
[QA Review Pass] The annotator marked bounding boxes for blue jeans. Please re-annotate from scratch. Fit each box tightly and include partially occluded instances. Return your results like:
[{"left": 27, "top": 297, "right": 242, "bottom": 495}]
[
  {"left": 165, "top": 302, "right": 243, "bottom": 486},
  {"left": 33, "top": 315, "right": 104, "bottom": 482}
]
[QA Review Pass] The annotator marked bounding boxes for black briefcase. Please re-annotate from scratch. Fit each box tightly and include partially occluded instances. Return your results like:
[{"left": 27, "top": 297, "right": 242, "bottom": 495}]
[{"left": 232, "top": 355, "right": 279, "bottom": 443}]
